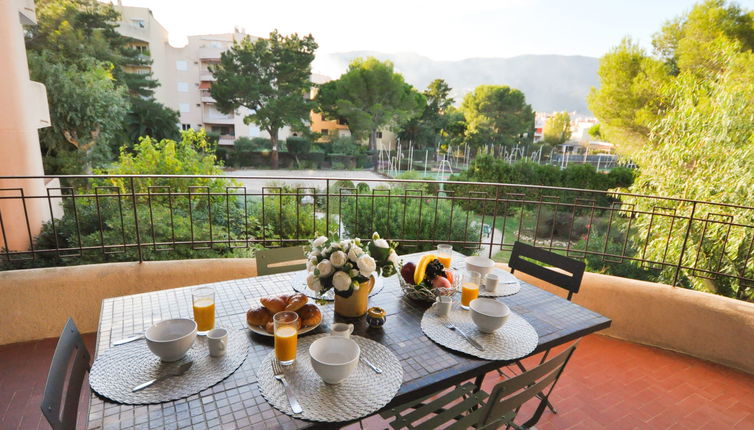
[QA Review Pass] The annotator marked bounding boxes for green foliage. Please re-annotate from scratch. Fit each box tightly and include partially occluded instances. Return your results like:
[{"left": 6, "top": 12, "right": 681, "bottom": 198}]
[
  {"left": 210, "top": 30, "right": 318, "bottom": 168},
  {"left": 460, "top": 85, "right": 534, "bottom": 148},
  {"left": 286, "top": 136, "right": 312, "bottom": 167},
  {"left": 398, "top": 79, "right": 457, "bottom": 149},
  {"left": 337, "top": 185, "right": 479, "bottom": 255},
  {"left": 29, "top": 52, "right": 129, "bottom": 172},
  {"left": 588, "top": 123, "right": 602, "bottom": 139},
  {"left": 20, "top": 130, "right": 265, "bottom": 268},
  {"left": 316, "top": 57, "right": 424, "bottom": 158},
  {"left": 125, "top": 98, "right": 180, "bottom": 144},
  {"left": 543, "top": 112, "right": 572, "bottom": 145}
]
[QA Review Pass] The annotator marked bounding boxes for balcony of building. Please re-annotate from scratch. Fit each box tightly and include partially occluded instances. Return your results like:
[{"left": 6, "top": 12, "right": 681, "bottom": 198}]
[
  {"left": 0, "top": 175, "right": 752, "bottom": 429},
  {"left": 198, "top": 46, "right": 224, "bottom": 61},
  {"left": 202, "top": 105, "right": 234, "bottom": 124},
  {"left": 200, "top": 89, "right": 215, "bottom": 103}
]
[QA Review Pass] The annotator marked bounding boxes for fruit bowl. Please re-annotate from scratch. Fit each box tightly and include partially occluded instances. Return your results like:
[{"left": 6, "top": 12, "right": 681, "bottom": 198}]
[{"left": 398, "top": 254, "right": 460, "bottom": 302}]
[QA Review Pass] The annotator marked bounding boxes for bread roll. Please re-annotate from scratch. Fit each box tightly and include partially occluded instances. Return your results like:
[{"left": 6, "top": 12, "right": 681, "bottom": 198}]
[
  {"left": 247, "top": 306, "right": 272, "bottom": 327},
  {"left": 284, "top": 293, "right": 308, "bottom": 312},
  {"left": 265, "top": 321, "right": 274, "bottom": 334},
  {"left": 297, "top": 304, "right": 322, "bottom": 327},
  {"left": 260, "top": 296, "right": 286, "bottom": 313}
]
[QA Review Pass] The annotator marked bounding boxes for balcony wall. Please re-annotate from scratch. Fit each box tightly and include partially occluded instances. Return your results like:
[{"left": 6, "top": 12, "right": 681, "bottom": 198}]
[{"left": 1, "top": 259, "right": 752, "bottom": 375}]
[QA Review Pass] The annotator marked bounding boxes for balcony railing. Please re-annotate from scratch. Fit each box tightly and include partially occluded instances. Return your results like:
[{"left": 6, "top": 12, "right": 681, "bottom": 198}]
[{"left": 0, "top": 175, "right": 752, "bottom": 300}]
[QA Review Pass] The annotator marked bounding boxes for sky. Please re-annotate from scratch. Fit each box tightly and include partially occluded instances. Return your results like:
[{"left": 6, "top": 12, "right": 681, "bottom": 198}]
[{"left": 113, "top": 0, "right": 754, "bottom": 74}]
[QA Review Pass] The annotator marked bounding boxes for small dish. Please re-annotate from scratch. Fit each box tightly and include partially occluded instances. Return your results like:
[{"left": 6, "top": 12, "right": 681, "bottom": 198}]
[{"left": 145, "top": 318, "right": 197, "bottom": 362}]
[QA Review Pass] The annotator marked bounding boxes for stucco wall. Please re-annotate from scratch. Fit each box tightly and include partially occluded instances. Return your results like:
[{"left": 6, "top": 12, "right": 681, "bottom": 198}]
[
  {"left": 0, "top": 259, "right": 257, "bottom": 345},
  {"left": 499, "top": 263, "right": 754, "bottom": 375},
  {"left": 1, "top": 259, "right": 753, "bottom": 374}
]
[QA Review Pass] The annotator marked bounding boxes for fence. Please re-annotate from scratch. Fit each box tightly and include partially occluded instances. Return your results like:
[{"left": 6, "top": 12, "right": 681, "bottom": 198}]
[{"left": 0, "top": 175, "right": 752, "bottom": 300}]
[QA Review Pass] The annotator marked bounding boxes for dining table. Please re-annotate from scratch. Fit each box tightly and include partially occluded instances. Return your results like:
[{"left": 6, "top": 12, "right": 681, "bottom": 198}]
[{"left": 86, "top": 251, "right": 611, "bottom": 430}]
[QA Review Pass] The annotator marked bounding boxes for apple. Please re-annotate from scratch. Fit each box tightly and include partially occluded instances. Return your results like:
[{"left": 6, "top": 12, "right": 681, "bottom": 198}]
[
  {"left": 401, "top": 262, "right": 416, "bottom": 284},
  {"left": 431, "top": 275, "right": 452, "bottom": 289}
]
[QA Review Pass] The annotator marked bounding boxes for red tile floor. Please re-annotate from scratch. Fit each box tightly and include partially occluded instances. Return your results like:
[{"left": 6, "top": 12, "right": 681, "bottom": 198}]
[{"left": 2, "top": 333, "right": 752, "bottom": 430}]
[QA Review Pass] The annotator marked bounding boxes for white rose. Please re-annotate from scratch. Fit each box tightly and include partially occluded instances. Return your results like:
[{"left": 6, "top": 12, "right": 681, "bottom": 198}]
[
  {"left": 330, "top": 250, "right": 347, "bottom": 268},
  {"left": 388, "top": 250, "right": 399, "bottom": 265},
  {"left": 306, "top": 273, "right": 322, "bottom": 292},
  {"left": 316, "top": 259, "right": 333, "bottom": 277},
  {"left": 357, "top": 255, "right": 376, "bottom": 277},
  {"left": 311, "top": 249, "right": 321, "bottom": 258},
  {"left": 374, "top": 238, "right": 389, "bottom": 249},
  {"left": 332, "top": 271, "right": 353, "bottom": 292},
  {"left": 312, "top": 236, "right": 328, "bottom": 248},
  {"left": 306, "top": 259, "right": 314, "bottom": 272},
  {"left": 348, "top": 246, "right": 364, "bottom": 262}
]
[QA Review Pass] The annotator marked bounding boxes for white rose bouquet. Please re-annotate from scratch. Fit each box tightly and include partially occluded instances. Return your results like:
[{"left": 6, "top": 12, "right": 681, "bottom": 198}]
[{"left": 306, "top": 232, "right": 399, "bottom": 298}]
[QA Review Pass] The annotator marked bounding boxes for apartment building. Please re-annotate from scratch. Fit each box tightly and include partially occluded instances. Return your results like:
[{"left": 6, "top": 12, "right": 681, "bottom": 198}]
[{"left": 114, "top": 4, "right": 293, "bottom": 146}]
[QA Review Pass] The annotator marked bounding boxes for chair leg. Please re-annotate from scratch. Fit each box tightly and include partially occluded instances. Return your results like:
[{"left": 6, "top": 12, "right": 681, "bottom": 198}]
[{"left": 517, "top": 359, "right": 557, "bottom": 414}]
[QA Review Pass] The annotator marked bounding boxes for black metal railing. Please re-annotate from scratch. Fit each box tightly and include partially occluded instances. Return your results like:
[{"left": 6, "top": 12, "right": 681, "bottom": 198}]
[{"left": 1, "top": 174, "right": 752, "bottom": 300}]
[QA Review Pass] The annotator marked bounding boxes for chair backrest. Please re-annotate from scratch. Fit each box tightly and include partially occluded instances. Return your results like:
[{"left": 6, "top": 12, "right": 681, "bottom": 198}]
[
  {"left": 41, "top": 318, "right": 91, "bottom": 430},
  {"left": 255, "top": 246, "right": 306, "bottom": 276},
  {"left": 479, "top": 343, "right": 579, "bottom": 428},
  {"left": 508, "top": 241, "right": 585, "bottom": 300}
]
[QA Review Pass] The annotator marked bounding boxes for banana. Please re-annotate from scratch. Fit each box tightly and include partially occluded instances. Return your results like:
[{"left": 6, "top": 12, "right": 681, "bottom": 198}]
[{"left": 414, "top": 253, "right": 436, "bottom": 284}]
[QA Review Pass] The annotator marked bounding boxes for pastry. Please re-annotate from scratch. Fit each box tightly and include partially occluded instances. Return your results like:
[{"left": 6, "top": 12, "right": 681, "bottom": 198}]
[
  {"left": 265, "top": 321, "right": 274, "bottom": 334},
  {"left": 297, "top": 304, "right": 322, "bottom": 327},
  {"left": 260, "top": 295, "right": 286, "bottom": 313},
  {"left": 247, "top": 306, "right": 272, "bottom": 326},
  {"left": 284, "top": 293, "right": 308, "bottom": 312}
]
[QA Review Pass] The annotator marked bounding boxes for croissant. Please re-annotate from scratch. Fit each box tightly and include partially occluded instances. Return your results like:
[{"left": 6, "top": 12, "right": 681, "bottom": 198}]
[
  {"left": 297, "top": 304, "right": 322, "bottom": 327},
  {"left": 285, "top": 293, "right": 308, "bottom": 312},
  {"left": 260, "top": 296, "right": 287, "bottom": 314},
  {"left": 247, "top": 306, "right": 272, "bottom": 326}
]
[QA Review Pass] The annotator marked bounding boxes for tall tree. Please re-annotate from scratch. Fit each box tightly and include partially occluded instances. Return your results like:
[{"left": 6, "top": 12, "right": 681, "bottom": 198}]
[
  {"left": 210, "top": 30, "right": 318, "bottom": 168},
  {"left": 125, "top": 98, "right": 181, "bottom": 143},
  {"left": 543, "top": 112, "right": 572, "bottom": 145},
  {"left": 460, "top": 85, "right": 533, "bottom": 148},
  {"left": 398, "top": 79, "right": 455, "bottom": 149},
  {"left": 316, "top": 57, "right": 424, "bottom": 167}
]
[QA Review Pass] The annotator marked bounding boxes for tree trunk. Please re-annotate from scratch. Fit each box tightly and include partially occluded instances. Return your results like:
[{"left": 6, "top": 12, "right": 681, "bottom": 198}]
[
  {"left": 369, "top": 129, "right": 378, "bottom": 171},
  {"left": 269, "top": 129, "right": 279, "bottom": 169}
]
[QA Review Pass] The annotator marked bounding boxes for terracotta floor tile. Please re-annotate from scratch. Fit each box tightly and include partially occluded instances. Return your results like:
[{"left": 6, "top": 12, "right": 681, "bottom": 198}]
[{"left": 2, "top": 333, "right": 754, "bottom": 429}]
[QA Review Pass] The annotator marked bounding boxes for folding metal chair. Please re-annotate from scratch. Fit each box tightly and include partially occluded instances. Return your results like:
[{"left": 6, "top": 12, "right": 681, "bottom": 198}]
[
  {"left": 41, "top": 318, "right": 92, "bottom": 430},
  {"left": 505, "top": 240, "right": 585, "bottom": 413},
  {"left": 380, "top": 343, "right": 579, "bottom": 429},
  {"left": 255, "top": 246, "right": 307, "bottom": 275}
]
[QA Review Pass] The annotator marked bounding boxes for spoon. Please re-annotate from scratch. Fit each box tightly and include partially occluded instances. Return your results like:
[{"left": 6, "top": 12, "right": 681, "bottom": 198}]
[{"left": 132, "top": 361, "right": 193, "bottom": 392}]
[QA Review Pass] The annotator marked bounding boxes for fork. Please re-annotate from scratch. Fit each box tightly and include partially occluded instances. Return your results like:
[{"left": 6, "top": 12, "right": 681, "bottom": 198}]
[
  {"left": 271, "top": 359, "right": 303, "bottom": 414},
  {"left": 445, "top": 323, "right": 485, "bottom": 351}
]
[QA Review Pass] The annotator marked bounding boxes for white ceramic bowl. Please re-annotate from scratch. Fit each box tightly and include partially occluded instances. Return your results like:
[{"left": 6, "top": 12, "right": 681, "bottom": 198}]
[
  {"left": 309, "top": 336, "right": 360, "bottom": 384},
  {"left": 465, "top": 256, "right": 496, "bottom": 277},
  {"left": 145, "top": 319, "right": 197, "bottom": 362},
  {"left": 470, "top": 298, "right": 510, "bottom": 333}
]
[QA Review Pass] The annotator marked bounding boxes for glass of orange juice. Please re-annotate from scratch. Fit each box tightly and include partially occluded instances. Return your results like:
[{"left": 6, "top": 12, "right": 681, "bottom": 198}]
[
  {"left": 437, "top": 244, "right": 452, "bottom": 268},
  {"left": 274, "top": 311, "right": 299, "bottom": 365},
  {"left": 192, "top": 287, "right": 215, "bottom": 335},
  {"left": 461, "top": 271, "right": 480, "bottom": 310}
]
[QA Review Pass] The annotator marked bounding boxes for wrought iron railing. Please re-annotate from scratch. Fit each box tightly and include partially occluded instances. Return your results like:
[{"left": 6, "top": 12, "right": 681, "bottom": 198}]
[{"left": 1, "top": 174, "right": 752, "bottom": 300}]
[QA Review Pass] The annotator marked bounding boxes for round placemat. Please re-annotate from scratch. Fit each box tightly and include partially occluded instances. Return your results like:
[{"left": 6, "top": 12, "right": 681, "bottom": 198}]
[
  {"left": 292, "top": 271, "right": 385, "bottom": 301},
  {"left": 421, "top": 305, "right": 538, "bottom": 361},
  {"left": 90, "top": 329, "right": 248, "bottom": 404},
  {"left": 257, "top": 334, "right": 403, "bottom": 422},
  {"left": 479, "top": 268, "right": 521, "bottom": 297}
]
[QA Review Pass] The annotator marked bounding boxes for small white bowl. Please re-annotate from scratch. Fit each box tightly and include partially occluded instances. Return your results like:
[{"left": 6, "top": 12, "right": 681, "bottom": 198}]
[
  {"left": 309, "top": 336, "right": 360, "bottom": 384},
  {"left": 465, "top": 256, "right": 496, "bottom": 277},
  {"left": 145, "top": 319, "right": 197, "bottom": 362},
  {"left": 470, "top": 298, "right": 510, "bottom": 333}
]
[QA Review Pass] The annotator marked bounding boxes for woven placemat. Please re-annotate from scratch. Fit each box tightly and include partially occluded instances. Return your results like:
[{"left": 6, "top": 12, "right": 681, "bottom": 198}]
[
  {"left": 421, "top": 305, "right": 538, "bottom": 361},
  {"left": 257, "top": 334, "right": 403, "bottom": 422},
  {"left": 90, "top": 329, "right": 248, "bottom": 404},
  {"left": 479, "top": 268, "right": 521, "bottom": 297}
]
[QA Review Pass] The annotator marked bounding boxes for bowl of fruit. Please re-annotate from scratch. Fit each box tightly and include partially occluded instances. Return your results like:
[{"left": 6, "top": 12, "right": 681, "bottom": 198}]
[{"left": 399, "top": 254, "right": 460, "bottom": 302}]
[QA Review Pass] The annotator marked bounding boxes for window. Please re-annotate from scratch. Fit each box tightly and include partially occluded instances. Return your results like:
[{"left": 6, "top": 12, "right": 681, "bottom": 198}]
[
  {"left": 176, "top": 60, "right": 188, "bottom": 71},
  {"left": 337, "top": 118, "right": 347, "bottom": 125},
  {"left": 376, "top": 131, "right": 383, "bottom": 138},
  {"left": 130, "top": 19, "right": 145, "bottom": 28},
  {"left": 321, "top": 129, "right": 329, "bottom": 135},
  {"left": 135, "top": 68, "right": 151, "bottom": 75},
  {"left": 210, "top": 41, "right": 223, "bottom": 48},
  {"left": 179, "top": 103, "right": 190, "bottom": 113},
  {"left": 177, "top": 82, "right": 189, "bottom": 92},
  {"left": 181, "top": 124, "right": 192, "bottom": 131}
]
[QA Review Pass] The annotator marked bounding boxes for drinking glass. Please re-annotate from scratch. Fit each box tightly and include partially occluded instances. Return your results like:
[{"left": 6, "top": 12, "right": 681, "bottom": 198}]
[
  {"left": 461, "top": 271, "right": 480, "bottom": 310},
  {"left": 274, "top": 311, "right": 299, "bottom": 365},
  {"left": 192, "top": 287, "right": 215, "bottom": 335},
  {"left": 437, "top": 244, "right": 453, "bottom": 268}
]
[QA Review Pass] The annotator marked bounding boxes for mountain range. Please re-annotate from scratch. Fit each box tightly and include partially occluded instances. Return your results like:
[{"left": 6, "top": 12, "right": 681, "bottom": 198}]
[{"left": 313, "top": 51, "right": 601, "bottom": 115}]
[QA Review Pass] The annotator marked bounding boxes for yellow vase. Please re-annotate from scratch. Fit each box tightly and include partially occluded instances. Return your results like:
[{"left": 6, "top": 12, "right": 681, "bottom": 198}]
[{"left": 334, "top": 276, "right": 375, "bottom": 318}]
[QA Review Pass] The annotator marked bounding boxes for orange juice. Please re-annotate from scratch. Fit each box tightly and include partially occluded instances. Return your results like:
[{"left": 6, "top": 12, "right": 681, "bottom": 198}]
[
  {"left": 193, "top": 298, "right": 215, "bottom": 332},
  {"left": 437, "top": 254, "right": 451, "bottom": 268},
  {"left": 461, "top": 283, "right": 479, "bottom": 307},
  {"left": 274, "top": 326, "right": 298, "bottom": 363}
]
